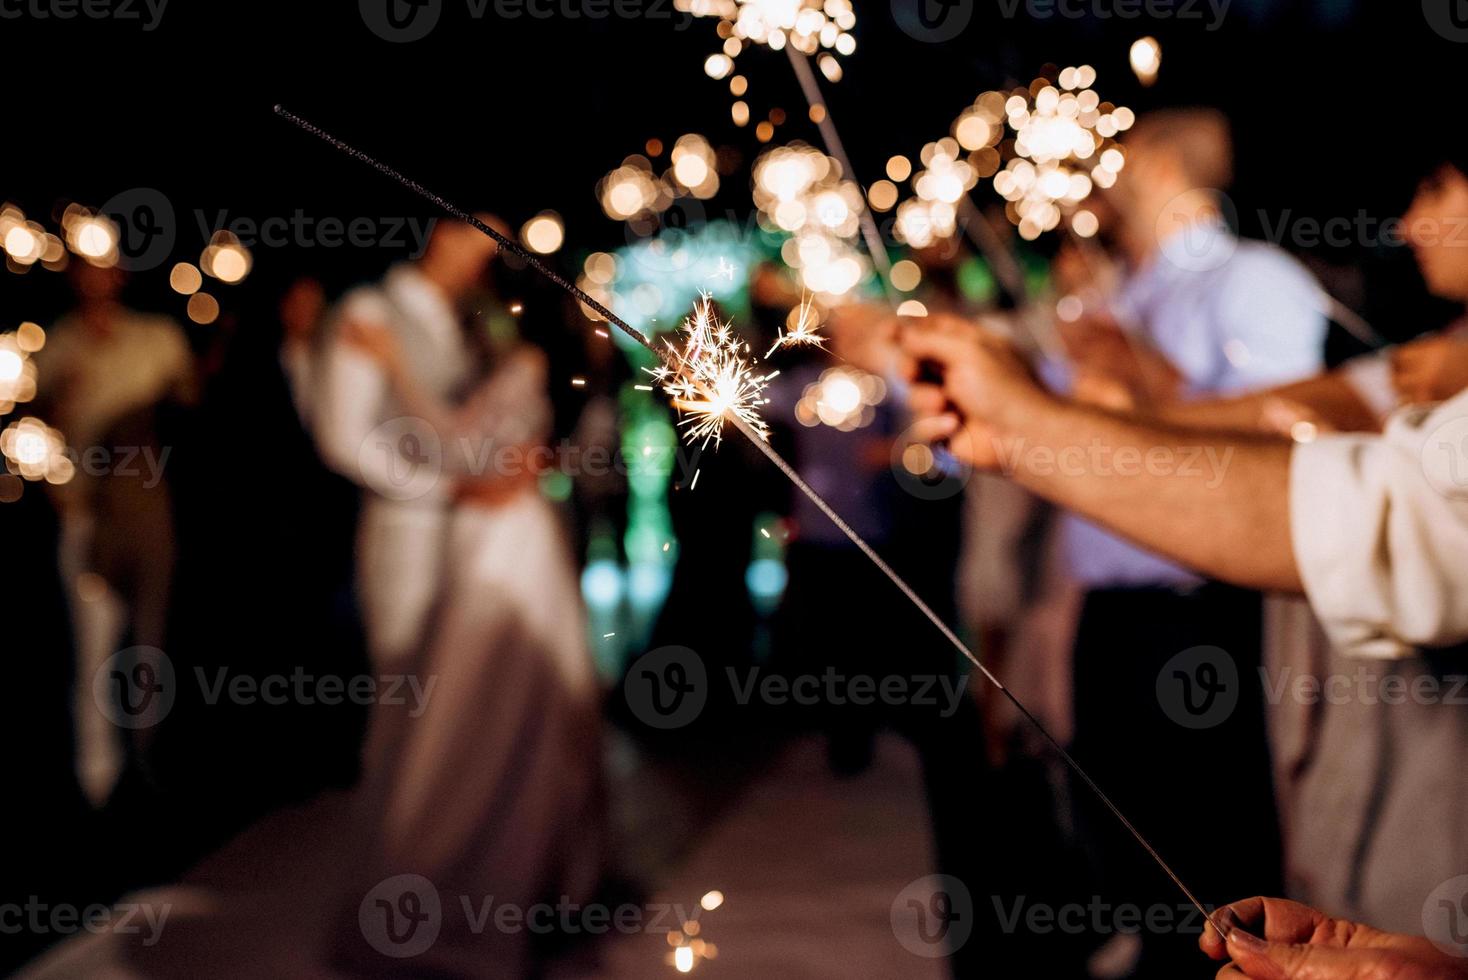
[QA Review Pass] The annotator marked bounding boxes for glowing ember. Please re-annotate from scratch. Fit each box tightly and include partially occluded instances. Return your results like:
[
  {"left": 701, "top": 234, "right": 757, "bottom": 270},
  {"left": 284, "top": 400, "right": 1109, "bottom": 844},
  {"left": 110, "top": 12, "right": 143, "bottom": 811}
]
[
  {"left": 766, "top": 293, "right": 826, "bottom": 356},
  {"left": 648, "top": 292, "right": 774, "bottom": 447}
]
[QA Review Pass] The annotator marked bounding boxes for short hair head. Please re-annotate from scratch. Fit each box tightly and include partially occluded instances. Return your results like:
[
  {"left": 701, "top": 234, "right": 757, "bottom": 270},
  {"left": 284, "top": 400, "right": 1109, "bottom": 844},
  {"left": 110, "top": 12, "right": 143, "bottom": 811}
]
[{"left": 1125, "top": 108, "right": 1234, "bottom": 191}]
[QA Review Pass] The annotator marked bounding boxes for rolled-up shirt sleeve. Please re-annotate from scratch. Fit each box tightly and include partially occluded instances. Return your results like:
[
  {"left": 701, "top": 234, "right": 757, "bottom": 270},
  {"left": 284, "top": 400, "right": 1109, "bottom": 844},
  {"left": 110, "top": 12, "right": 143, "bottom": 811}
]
[{"left": 1290, "top": 390, "right": 1468, "bottom": 657}]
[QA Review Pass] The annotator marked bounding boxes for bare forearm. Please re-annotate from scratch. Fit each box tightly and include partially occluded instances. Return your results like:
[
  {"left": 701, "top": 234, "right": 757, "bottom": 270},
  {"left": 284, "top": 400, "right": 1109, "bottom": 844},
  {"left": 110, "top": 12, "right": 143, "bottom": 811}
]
[
  {"left": 1148, "top": 370, "right": 1380, "bottom": 434},
  {"left": 997, "top": 395, "right": 1303, "bottom": 593}
]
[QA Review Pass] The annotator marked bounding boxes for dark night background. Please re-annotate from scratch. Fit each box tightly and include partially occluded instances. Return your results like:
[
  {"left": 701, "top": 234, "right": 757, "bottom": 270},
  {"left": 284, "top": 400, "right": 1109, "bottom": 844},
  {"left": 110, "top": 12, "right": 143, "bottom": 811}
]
[
  {"left": 1, "top": 0, "right": 1460, "bottom": 339},
  {"left": 2, "top": 0, "right": 1464, "bottom": 974}
]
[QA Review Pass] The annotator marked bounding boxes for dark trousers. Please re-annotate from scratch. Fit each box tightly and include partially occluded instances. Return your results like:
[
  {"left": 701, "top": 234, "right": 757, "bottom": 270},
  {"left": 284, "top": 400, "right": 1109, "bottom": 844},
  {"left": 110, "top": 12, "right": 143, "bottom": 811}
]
[
  {"left": 778, "top": 542, "right": 1092, "bottom": 977},
  {"left": 1070, "top": 584, "right": 1282, "bottom": 978}
]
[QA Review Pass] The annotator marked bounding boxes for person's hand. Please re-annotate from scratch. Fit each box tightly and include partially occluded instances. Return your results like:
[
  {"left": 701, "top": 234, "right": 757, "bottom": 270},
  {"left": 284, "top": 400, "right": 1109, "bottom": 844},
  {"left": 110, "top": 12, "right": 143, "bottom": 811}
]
[
  {"left": 1392, "top": 333, "right": 1468, "bottom": 406},
  {"left": 899, "top": 313, "right": 1049, "bottom": 470},
  {"left": 340, "top": 318, "right": 405, "bottom": 378},
  {"left": 1060, "top": 312, "right": 1184, "bottom": 407},
  {"left": 1200, "top": 897, "right": 1468, "bottom": 979}
]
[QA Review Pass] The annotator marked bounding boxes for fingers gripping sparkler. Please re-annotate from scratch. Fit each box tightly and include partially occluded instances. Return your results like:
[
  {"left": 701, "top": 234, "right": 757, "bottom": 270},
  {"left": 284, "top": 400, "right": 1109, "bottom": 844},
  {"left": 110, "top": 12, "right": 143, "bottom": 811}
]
[{"left": 274, "top": 105, "right": 1234, "bottom": 942}]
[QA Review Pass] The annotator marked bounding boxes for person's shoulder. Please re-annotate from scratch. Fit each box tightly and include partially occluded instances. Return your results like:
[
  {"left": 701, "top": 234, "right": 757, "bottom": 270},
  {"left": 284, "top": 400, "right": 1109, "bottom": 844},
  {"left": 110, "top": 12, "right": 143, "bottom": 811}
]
[
  {"left": 1209, "top": 239, "right": 1326, "bottom": 329},
  {"left": 333, "top": 281, "right": 394, "bottom": 325},
  {"left": 1219, "top": 238, "right": 1317, "bottom": 291}
]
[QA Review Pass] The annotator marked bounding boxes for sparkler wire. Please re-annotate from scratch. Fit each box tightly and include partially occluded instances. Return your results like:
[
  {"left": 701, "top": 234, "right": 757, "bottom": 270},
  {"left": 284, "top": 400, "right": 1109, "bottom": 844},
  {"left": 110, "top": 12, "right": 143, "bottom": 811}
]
[{"left": 274, "top": 104, "right": 1231, "bottom": 941}]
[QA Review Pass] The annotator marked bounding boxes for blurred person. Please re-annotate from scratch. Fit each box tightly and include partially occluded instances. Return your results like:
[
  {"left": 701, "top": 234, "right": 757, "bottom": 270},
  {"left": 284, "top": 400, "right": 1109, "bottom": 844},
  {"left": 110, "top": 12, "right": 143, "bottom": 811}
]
[
  {"left": 1082, "top": 157, "right": 1468, "bottom": 436},
  {"left": 276, "top": 275, "right": 327, "bottom": 421},
  {"left": 34, "top": 260, "right": 195, "bottom": 804},
  {"left": 1060, "top": 149, "right": 1468, "bottom": 935},
  {"left": 1038, "top": 107, "right": 1327, "bottom": 977},
  {"left": 312, "top": 215, "right": 505, "bottom": 667},
  {"left": 329, "top": 312, "right": 601, "bottom": 977},
  {"left": 12, "top": 275, "right": 598, "bottom": 979},
  {"left": 901, "top": 310, "right": 1468, "bottom": 966}
]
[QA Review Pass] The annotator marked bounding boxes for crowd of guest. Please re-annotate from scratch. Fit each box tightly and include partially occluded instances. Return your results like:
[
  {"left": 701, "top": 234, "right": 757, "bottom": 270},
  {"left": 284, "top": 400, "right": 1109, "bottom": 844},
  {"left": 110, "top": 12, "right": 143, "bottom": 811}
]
[{"left": 5, "top": 104, "right": 1468, "bottom": 980}]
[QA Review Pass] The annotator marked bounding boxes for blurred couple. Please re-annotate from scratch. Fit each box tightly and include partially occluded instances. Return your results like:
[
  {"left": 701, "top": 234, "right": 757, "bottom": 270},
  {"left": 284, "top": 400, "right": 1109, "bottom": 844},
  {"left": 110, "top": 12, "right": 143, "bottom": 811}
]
[{"left": 309, "top": 216, "right": 602, "bottom": 975}]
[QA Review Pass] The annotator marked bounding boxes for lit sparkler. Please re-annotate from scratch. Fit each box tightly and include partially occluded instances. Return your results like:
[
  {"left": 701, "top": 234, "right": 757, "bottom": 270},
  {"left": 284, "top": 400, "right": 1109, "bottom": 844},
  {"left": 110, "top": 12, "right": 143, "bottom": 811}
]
[
  {"left": 0, "top": 331, "right": 38, "bottom": 414},
  {"left": 752, "top": 142, "right": 868, "bottom": 299},
  {"left": 687, "top": 0, "right": 856, "bottom": 111},
  {"left": 766, "top": 293, "right": 826, "bottom": 356},
  {"left": 993, "top": 66, "right": 1133, "bottom": 241},
  {"left": 598, "top": 134, "right": 720, "bottom": 224},
  {"left": 1, "top": 416, "right": 73, "bottom": 484},
  {"left": 648, "top": 291, "right": 775, "bottom": 447}
]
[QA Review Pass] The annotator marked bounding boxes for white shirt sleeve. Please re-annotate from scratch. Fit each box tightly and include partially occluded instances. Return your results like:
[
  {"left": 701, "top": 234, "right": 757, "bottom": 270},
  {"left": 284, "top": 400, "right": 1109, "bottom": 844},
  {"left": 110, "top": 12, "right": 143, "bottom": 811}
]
[
  {"left": 1290, "top": 388, "right": 1468, "bottom": 658},
  {"left": 312, "top": 289, "right": 450, "bottom": 504}
]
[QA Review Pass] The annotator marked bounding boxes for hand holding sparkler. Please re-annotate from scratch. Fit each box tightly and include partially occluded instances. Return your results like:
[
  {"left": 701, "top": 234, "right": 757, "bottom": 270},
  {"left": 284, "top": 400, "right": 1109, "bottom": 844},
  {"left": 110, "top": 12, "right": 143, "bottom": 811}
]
[
  {"left": 900, "top": 313, "right": 1048, "bottom": 470},
  {"left": 1199, "top": 897, "right": 1466, "bottom": 980}
]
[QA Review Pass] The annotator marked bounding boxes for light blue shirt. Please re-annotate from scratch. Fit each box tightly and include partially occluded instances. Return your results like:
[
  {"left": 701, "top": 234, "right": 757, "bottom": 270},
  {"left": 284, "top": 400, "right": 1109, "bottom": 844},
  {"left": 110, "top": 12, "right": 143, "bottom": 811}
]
[{"left": 1061, "top": 221, "right": 1328, "bottom": 589}]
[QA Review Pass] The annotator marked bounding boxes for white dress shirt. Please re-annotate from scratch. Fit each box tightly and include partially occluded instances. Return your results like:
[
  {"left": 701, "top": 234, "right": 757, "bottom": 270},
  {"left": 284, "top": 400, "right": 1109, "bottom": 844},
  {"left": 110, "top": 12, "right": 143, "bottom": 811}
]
[{"left": 1063, "top": 221, "right": 1330, "bottom": 588}]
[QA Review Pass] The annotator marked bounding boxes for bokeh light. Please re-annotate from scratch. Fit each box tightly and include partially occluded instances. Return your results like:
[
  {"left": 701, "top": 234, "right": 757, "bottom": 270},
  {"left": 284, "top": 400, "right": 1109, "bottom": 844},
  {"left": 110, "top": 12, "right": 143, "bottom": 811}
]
[
  {"left": 187, "top": 291, "right": 221, "bottom": 324},
  {"left": 1130, "top": 36, "right": 1161, "bottom": 86},
  {"left": 201, "top": 231, "right": 252, "bottom": 284},
  {"left": 170, "top": 262, "right": 203, "bottom": 294},
  {"left": 522, "top": 211, "right": 566, "bottom": 254}
]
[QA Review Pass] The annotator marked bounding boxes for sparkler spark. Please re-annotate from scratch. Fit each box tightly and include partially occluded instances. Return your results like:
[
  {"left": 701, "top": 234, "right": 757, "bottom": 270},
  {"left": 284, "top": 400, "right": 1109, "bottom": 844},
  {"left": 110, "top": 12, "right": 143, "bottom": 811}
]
[
  {"left": 992, "top": 67, "right": 1133, "bottom": 241},
  {"left": 686, "top": 0, "right": 856, "bottom": 107},
  {"left": 766, "top": 293, "right": 827, "bottom": 356},
  {"left": 648, "top": 292, "right": 774, "bottom": 447}
]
